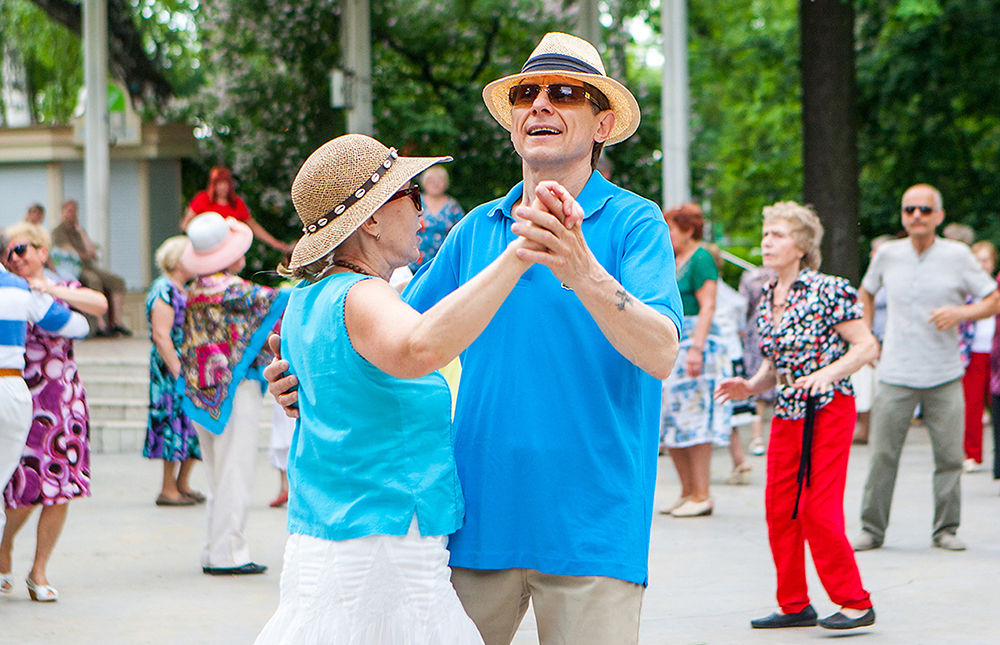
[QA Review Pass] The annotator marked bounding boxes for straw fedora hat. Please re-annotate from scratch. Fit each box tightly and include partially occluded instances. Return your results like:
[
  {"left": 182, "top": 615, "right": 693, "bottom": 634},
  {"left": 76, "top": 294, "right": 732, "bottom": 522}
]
[
  {"left": 482, "top": 32, "right": 641, "bottom": 146},
  {"left": 288, "top": 134, "right": 451, "bottom": 270},
  {"left": 181, "top": 212, "right": 253, "bottom": 275}
]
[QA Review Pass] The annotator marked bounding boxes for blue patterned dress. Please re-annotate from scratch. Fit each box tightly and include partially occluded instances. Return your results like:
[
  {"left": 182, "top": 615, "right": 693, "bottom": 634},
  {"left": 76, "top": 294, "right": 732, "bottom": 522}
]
[
  {"left": 411, "top": 196, "right": 465, "bottom": 271},
  {"left": 144, "top": 276, "right": 200, "bottom": 461}
]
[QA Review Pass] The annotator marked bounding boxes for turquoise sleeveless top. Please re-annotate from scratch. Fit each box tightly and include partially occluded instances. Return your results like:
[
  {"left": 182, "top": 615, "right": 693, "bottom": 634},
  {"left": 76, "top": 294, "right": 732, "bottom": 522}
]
[{"left": 282, "top": 272, "right": 463, "bottom": 541}]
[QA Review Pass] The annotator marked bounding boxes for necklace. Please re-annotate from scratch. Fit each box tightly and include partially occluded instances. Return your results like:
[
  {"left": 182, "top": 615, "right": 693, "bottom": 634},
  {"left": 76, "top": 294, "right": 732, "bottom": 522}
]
[{"left": 331, "top": 259, "right": 378, "bottom": 278}]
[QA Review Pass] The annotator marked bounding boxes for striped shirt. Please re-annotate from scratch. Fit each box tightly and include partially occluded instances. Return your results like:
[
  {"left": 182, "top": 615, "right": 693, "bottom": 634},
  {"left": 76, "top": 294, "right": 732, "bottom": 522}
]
[{"left": 0, "top": 265, "right": 90, "bottom": 370}]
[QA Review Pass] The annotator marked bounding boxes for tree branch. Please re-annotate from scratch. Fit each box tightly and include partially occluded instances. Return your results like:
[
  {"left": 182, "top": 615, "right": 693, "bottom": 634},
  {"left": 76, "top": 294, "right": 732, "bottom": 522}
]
[{"left": 28, "top": 0, "right": 172, "bottom": 105}]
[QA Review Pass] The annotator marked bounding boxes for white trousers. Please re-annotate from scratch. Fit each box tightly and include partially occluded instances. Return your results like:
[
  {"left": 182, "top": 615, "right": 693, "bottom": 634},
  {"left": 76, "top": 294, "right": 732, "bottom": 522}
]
[
  {"left": 195, "top": 379, "right": 263, "bottom": 568},
  {"left": 0, "top": 376, "right": 33, "bottom": 538}
]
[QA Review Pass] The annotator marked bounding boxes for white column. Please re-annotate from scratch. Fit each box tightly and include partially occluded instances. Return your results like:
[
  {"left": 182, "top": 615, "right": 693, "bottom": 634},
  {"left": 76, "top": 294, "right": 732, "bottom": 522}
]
[
  {"left": 137, "top": 159, "right": 151, "bottom": 287},
  {"left": 661, "top": 0, "right": 691, "bottom": 209},
  {"left": 341, "top": 0, "right": 373, "bottom": 135},
  {"left": 84, "top": 0, "right": 110, "bottom": 268},
  {"left": 576, "top": 0, "right": 601, "bottom": 47},
  {"left": 45, "top": 161, "right": 63, "bottom": 215}
]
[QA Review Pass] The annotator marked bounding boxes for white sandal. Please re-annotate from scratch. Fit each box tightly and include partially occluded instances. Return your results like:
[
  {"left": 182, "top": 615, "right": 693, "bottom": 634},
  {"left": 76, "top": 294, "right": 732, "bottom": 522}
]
[
  {"left": 26, "top": 576, "right": 58, "bottom": 602},
  {"left": 0, "top": 572, "right": 14, "bottom": 594}
]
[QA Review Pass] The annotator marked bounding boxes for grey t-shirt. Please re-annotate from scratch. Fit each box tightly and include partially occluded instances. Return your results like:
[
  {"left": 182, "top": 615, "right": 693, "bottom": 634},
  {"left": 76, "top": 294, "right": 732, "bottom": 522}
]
[{"left": 862, "top": 237, "right": 997, "bottom": 388}]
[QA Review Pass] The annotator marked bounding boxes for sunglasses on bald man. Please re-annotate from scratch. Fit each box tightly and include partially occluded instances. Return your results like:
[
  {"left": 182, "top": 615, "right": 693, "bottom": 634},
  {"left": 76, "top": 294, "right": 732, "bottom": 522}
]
[
  {"left": 508, "top": 83, "right": 608, "bottom": 110},
  {"left": 903, "top": 205, "right": 934, "bottom": 215}
]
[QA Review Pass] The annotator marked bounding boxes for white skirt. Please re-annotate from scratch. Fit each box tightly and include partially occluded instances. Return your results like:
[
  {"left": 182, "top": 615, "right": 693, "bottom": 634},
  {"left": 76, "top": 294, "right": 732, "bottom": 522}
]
[{"left": 254, "top": 518, "right": 484, "bottom": 645}]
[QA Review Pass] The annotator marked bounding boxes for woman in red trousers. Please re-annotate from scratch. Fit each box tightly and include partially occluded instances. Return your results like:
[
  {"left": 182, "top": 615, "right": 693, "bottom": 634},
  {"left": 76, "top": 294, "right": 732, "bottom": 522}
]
[{"left": 717, "top": 202, "right": 879, "bottom": 631}]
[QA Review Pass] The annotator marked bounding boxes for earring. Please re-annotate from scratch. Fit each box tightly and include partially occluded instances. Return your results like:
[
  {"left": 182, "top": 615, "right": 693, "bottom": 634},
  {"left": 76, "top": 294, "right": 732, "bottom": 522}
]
[{"left": 376, "top": 233, "right": 381, "bottom": 241}]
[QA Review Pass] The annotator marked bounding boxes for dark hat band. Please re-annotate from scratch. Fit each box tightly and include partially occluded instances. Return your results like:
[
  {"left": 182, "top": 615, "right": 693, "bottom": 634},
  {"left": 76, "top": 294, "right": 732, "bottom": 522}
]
[
  {"left": 521, "top": 53, "right": 603, "bottom": 77},
  {"left": 302, "top": 148, "right": 399, "bottom": 235}
]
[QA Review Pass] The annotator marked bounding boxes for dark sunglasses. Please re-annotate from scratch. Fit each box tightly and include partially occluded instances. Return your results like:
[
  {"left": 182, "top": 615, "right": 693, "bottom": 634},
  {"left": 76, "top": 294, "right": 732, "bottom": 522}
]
[
  {"left": 903, "top": 205, "right": 934, "bottom": 215},
  {"left": 387, "top": 185, "right": 422, "bottom": 212},
  {"left": 5, "top": 243, "right": 30, "bottom": 263},
  {"left": 508, "top": 83, "right": 604, "bottom": 110}
]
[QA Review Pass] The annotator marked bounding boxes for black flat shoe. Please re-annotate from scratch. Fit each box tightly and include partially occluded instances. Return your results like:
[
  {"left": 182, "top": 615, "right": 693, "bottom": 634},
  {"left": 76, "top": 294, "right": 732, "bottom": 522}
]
[
  {"left": 751, "top": 605, "right": 818, "bottom": 629},
  {"left": 819, "top": 608, "right": 875, "bottom": 630},
  {"left": 202, "top": 562, "right": 267, "bottom": 576},
  {"left": 112, "top": 324, "right": 133, "bottom": 337}
]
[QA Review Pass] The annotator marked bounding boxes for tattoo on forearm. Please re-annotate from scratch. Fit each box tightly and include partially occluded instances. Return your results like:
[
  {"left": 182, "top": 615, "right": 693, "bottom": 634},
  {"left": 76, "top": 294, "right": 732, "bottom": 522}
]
[{"left": 615, "top": 289, "right": 633, "bottom": 311}]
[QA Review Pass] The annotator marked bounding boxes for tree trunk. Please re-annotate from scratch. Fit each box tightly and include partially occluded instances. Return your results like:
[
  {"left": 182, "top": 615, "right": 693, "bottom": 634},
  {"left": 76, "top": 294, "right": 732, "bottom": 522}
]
[{"left": 800, "top": 0, "right": 859, "bottom": 282}]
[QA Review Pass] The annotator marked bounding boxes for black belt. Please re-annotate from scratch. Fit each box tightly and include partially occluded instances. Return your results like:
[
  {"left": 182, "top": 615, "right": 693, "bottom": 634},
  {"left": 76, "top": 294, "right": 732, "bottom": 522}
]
[{"left": 792, "top": 394, "right": 818, "bottom": 520}]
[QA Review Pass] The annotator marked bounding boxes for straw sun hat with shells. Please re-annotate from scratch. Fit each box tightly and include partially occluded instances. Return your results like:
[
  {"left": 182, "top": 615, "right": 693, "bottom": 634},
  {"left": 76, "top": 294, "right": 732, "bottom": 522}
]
[{"left": 285, "top": 134, "right": 451, "bottom": 273}]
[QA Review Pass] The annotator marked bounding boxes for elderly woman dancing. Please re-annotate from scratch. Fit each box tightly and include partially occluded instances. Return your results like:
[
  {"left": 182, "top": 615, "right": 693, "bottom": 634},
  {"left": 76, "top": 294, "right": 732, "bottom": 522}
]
[
  {"left": 716, "top": 202, "right": 879, "bottom": 631},
  {"left": 1, "top": 223, "right": 107, "bottom": 602},
  {"left": 254, "top": 134, "right": 558, "bottom": 644}
]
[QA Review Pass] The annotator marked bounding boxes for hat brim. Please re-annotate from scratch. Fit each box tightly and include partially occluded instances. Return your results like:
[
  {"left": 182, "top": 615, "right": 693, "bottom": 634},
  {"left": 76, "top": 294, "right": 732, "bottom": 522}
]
[
  {"left": 288, "top": 154, "right": 451, "bottom": 271},
  {"left": 482, "top": 70, "right": 641, "bottom": 146},
  {"left": 181, "top": 219, "right": 254, "bottom": 275}
]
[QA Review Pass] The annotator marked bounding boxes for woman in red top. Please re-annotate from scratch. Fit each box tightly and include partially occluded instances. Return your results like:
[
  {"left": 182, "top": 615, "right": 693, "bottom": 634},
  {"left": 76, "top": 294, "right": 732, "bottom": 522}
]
[{"left": 183, "top": 167, "right": 292, "bottom": 254}]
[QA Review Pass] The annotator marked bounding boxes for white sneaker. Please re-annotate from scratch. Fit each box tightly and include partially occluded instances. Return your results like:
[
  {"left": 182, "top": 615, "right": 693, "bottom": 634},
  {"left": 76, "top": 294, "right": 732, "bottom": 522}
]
[{"left": 963, "top": 458, "right": 980, "bottom": 473}]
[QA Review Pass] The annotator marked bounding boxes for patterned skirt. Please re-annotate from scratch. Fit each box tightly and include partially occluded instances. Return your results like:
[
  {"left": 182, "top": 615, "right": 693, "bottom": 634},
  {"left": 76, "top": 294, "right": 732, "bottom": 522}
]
[
  {"left": 4, "top": 338, "right": 90, "bottom": 508},
  {"left": 660, "top": 317, "right": 733, "bottom": 448}
]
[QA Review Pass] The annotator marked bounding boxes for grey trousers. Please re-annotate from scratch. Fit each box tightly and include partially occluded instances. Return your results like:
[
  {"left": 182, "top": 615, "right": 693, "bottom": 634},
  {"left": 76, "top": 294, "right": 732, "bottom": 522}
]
[{"left": 860, "top": 379, "right": 964, "bottom": 542}]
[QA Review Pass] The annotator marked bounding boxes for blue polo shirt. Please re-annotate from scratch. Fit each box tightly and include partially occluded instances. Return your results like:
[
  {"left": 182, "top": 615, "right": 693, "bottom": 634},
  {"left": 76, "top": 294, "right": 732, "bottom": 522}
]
[{"left": 404, "top": 171, "right": 682, "bottom": 585}]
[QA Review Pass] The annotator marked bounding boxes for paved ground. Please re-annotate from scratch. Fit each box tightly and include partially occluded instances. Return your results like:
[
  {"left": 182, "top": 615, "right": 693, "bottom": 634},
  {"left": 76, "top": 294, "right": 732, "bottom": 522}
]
[{"left": 3, "top": 341, "right": 998, "bottom": 644}]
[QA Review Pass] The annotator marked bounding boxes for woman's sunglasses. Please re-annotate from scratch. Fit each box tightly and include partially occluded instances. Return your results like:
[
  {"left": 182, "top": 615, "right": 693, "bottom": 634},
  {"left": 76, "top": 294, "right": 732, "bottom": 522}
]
[
  {"left": 903, "top": 205, "right": 934, "bottom": 215},
  {"left": 387, "top": 185, "right": 423, "bottom": 212},
  {"left": 508, "top": 83, "right": 605, "bottom": 110},
  {"left": 5, "top": 243, "right": 31, "bottom": 263}
]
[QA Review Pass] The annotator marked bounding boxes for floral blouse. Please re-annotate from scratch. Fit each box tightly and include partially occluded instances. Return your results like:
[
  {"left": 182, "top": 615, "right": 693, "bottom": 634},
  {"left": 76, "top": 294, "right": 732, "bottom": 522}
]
[{"left": 757, "top": 268, "right": 863, "bottom": 419}]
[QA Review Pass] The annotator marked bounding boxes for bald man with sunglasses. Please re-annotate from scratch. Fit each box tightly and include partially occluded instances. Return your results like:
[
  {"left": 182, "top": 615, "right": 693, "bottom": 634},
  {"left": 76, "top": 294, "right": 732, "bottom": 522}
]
[
  {"left": 853, "top": 184, "right": 1000, "bottom": 554},
  {"left": 267, "top": 33, "right": 682, "bottom": 645}
]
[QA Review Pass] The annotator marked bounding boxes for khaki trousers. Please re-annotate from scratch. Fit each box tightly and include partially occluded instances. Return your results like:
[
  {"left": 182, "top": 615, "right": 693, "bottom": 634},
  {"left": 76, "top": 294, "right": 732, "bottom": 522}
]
[
  {"left": 860, "top": 378, "right": 964, "bottom": 542},
  {"left": 451, "top": 567, "right": 643, "bottom": 645},
  {"left": 0, "top": 377, "right": 33, "bottom": 538},
  {"left": 194, "top": 379, "right": 263, "bottom": 568}
]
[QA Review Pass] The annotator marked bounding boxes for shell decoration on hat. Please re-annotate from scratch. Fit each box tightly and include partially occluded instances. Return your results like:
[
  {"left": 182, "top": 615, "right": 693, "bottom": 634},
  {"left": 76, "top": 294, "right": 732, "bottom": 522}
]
[{"left": 287, "top": 134, "right": 451, "bottom": 271}]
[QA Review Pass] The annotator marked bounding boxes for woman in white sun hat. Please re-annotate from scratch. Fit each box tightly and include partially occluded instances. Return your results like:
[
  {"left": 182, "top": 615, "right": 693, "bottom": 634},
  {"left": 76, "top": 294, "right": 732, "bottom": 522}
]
[
  {"left": 253, "top": 133, "right": 559, "bottom": 644},
  {"left": 179, "top": 211, "right": 289, "bottom": 577}
]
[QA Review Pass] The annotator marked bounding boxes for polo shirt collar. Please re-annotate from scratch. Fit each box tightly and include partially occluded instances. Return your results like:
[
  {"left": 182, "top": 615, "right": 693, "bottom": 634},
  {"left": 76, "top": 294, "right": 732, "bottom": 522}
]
[{"left": 490, "top": 170, "right": 616, "bottom": 221}]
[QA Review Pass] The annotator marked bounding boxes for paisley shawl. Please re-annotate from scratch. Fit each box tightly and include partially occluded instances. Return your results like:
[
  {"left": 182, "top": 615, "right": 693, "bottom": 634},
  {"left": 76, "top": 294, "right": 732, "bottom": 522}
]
[{"left": 179, "top": 272, "right": 289, "bottom": 434}]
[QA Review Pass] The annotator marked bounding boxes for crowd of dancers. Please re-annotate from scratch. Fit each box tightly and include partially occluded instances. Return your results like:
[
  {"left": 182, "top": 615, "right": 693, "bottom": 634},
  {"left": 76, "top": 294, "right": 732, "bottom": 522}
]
[{"left": 2, "top": 30, "right": 998, "bottom": 645}]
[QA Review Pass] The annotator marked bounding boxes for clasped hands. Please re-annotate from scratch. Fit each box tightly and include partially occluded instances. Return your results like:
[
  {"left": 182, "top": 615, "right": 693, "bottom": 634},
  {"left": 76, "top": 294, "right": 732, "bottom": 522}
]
[
  {"left": 509, "top": 181, "right": 595, "bottom": 288},
  {"left": 264, "top": 180, "right": 595, "bottom": 419}
]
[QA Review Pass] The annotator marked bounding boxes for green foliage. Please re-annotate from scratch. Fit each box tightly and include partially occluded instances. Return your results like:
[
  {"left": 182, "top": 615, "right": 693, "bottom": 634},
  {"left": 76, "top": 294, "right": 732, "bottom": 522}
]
[
  {"left": 131, "top": 0, "right": 205, "bottom": 100},
  {"left": 0, "top": 0, "right": 82, "bottom": 125},
  {"left": 370, "top": 0, "right": 564, "bottom": 212},
  {"left": 855, "top": 0, "right": 1000, "bottom": 247},
  {"left": 176, "top": 0, "right": 345, "bottom": 283},
  {"left": 686, "top": 0, "right": 802, "bottom": 249}
]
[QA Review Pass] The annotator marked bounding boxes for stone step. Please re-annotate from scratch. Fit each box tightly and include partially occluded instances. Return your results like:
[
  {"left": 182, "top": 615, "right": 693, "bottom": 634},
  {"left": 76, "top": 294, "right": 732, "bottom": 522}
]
[
  {"left": 76, "top": 357, "right": 149, "bottom": 380},
  {"left": 88, "top": 398, "right": 278, "bottom": 454},
  {"left": 84, "top": 376, "right": 149, "bottom": 400},
  {"left": 88, "top": 398, "right": 149, "bottom": 423},
  {"left": 90, "top": 420, "right": 147, "bottom": 454},
  {"left": 89, "top": 420, "right": 274, "bottom": 455}
]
